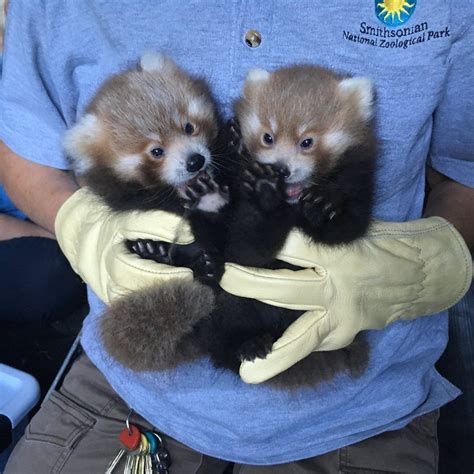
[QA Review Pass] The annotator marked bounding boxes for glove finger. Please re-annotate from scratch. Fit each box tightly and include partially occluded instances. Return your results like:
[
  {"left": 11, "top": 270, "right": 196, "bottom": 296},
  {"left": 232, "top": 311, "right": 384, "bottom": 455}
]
[
  {"left": 239, "top": 308, "right": 329, "bottom": 384},
  {"left": 220, "top": 263, "right": 328, "bottom": 310},
  {"left": 118, "top": 211, "right": 194, "bottom": 245},
  {"left": 103, "top": 240, "right": 193, "bottom": 303},
  {"left": 275, "top": 228, "right": 357, "bottom": 268}
]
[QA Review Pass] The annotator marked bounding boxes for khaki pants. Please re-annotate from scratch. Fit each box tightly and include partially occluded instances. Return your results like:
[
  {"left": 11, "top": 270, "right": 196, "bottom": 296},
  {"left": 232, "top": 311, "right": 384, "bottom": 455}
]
[{"left": 5, "top": 353, "right": 439, "bottom": 474}]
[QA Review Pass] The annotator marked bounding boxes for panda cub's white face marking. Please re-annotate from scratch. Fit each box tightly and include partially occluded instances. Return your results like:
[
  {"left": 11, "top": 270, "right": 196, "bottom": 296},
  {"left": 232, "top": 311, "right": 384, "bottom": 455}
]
[
  {"left": 161, "top": 138, "right": 212, "bottom": 189},
  {"left": 63, "top": 114, "right": 100, "bottom": 174}
]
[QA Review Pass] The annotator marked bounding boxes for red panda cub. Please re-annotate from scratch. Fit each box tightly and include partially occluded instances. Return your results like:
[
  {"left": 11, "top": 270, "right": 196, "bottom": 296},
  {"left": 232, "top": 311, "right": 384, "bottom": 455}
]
[
  {"left": 201, "top": 65, "right": 375, "bottom": 385},
  {"left": 128, "top": 65, "right": 376, "bottom": 387},
  {"left": 233, "top": 65, "right": 376, "bottom": 248},
  {"left": 64, "top": 53, "right": 232, "bottom": 369},
  {"left": 64, "top": 52, "right": 224, "bottom": 215}
]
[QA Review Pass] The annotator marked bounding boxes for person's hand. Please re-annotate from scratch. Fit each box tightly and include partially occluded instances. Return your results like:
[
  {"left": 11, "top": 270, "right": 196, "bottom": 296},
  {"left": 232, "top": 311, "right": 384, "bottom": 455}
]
[
  {"left": 219, "top": 218, "right": 473, "bottom": 384},
  {"left": 55, "top": 188, "right": 194, "bottom": 304}
]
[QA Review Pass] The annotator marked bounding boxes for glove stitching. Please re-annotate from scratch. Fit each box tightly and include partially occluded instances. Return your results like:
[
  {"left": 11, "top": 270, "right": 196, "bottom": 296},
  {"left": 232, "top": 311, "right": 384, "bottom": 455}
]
[
  {"left": 410, "top": 239, "right": 426, "bottom": 317},
  {"left": 431, "top": 224, "right": 472, "bottom": 313},
  {"left": 410, "top": 225, "right": 472, "bottom": 316},
  {"left": 368, "top": 222, "right": 448, "bottom": 239},
  {"left": 259, "top": 299, "right": 324, "bottom": 311},
  {"left": 123, "top": 229, "right": 194, "bottom": 245},
  {"left": 116, "top": 256, "right": 194, "bottom": 276},
  {"left": 271, "top": 309, "right": 328, "bottom": 350},
  {"left": 224, "top": 263, "right": 324, "bottom": 282}
]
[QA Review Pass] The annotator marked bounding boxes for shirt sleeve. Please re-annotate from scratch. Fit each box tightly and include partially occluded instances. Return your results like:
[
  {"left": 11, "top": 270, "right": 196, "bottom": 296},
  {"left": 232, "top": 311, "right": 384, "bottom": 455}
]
[
  {"left": 0, "top": 1, "right": 70, "bottom": 170},
  {"left": 428, "top": 6, "right": 474, "bottom": 188}
]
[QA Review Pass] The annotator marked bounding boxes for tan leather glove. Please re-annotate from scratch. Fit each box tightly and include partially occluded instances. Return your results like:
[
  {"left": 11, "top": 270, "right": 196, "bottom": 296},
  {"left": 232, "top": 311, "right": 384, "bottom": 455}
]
[
  {"left": 218, "top": 217, "right": 473, "bottom": 384},
  {"left": 56, "top": 191, "right": 472, "bottom": 384},
  {"left": 55, "top": 188, "right": 194, "bottom": 304}
]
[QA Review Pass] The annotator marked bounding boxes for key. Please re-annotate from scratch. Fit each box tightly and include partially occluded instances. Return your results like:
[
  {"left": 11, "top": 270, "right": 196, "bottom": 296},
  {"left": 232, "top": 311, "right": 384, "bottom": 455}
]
[
  {"left": 123, "top": 455, "right": 134, "bottom": 474},
  {"left": 104, "top": 424, "right": 141, "bottom": 474},
  {"left": 151, "top": 432, "right": 171, "bottom": 473},
  {"left": 136, "top": 434, "right": 149, "bottom": 474},
  {"left": 104, "top": 449, "right": 126, "bottom": 474},
  {"left": 145, "top": 455, "right": 153, "bottom": 474},
  {"left": 143, "top": 432, "right": 156, "bottom": 474}
]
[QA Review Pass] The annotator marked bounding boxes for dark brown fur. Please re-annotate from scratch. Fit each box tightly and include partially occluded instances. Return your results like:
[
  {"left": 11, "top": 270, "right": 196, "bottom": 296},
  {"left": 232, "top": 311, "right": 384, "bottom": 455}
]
[{"left": 101, "top": 280, "right": 215, "bottom": 371}]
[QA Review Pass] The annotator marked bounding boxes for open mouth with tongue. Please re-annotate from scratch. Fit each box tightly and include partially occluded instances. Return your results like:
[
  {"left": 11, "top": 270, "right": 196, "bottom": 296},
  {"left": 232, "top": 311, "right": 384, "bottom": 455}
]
[{"left": 285, "top": 182, "right": 305, "bottom": 203}]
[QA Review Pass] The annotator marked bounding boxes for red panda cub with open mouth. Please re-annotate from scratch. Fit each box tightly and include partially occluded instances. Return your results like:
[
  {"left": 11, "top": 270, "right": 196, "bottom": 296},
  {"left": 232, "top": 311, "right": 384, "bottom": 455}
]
[
  {"left": 233, "top": 65, "right": 376, "bottom": 247},
  {"left": 207, "top": 65, "right": 377, "bottom": 386},
  {"left": 64, "top": 52, "right": 223, "bottom": 215},
  {"left": 64, "top": 53, "right": 233, "bottom": 370}
]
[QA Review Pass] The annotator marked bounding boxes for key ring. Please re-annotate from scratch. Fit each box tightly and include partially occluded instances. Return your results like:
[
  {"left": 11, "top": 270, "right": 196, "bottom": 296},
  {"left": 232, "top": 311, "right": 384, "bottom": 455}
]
[{"left": 125, "top": 408, "right": 133, "bottom": 435}]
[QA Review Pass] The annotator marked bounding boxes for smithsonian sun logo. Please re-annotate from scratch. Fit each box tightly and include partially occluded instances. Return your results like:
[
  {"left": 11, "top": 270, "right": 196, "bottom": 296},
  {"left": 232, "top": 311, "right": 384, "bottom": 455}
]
[{"left": 375, "top": 0, "right": 416, "bottom": 27}]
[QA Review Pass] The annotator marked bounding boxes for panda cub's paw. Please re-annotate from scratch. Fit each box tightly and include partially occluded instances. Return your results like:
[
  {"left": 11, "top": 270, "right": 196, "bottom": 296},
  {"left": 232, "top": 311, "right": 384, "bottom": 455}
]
[
  {"left": 127, "top": 239, "right": 172, "bottom": 264},
  {"left": 300, "top": 186, "right": 343, "bottom": 228},
  {"left": 237, "top": 333, "right": 275, "bottom": 362},
  {"left": 241, "top": 162, "right": 285, "bottom": 212},
  {"left": 184, "top": 172, "right": 229, "bottom": 213}
]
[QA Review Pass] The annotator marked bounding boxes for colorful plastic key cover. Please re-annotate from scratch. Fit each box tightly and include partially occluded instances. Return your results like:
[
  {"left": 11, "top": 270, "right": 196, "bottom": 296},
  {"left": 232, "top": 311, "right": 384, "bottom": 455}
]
[
  {"left": 119, "top": 424, "right": 141, "bottom": 450},
  {"left": 144, "top": 431, "right": 157, "bottom": 454}
]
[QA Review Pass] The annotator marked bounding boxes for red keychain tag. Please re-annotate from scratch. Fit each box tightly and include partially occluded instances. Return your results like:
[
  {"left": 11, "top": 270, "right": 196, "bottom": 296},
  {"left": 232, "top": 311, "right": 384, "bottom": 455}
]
[{"left": 119, "top": 424, "right": 141, "bottom": 450}]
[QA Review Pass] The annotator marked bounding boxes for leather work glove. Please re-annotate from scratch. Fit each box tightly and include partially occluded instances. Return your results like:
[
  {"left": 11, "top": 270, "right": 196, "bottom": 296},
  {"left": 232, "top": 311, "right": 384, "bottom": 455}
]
[
  {"left": 56, "top": 190, "right": 472, "bottom": 384},
  {"left": 55, "top": 188, "right": 195, "bottom": 304},
  {"left": 218, "top": 217, "right": 473, "bottom": 384}
]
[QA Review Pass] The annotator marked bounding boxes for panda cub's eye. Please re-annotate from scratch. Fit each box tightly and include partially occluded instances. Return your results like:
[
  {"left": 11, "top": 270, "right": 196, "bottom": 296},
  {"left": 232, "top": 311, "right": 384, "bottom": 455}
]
[
  {"left": 300, "top": 138, "right": 313, "bottom": 149},
  {"left": 263, "top": 133, "right": 274, "bottom": 145},
  {"left": 150, "top": 147, "right": 164, "bottom": 158},
  {"left": 184, "top": 123, "right": 195, "bottom": 135}
]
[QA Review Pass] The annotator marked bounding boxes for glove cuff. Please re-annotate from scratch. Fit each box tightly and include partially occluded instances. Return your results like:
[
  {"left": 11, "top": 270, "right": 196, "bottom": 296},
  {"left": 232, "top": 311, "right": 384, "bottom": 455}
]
[
  {"left": 377, "top": 217, "right": 472, "bottom": 321},
  {"left": 55, "top": 188, "right": 104, "bottom": 274}
]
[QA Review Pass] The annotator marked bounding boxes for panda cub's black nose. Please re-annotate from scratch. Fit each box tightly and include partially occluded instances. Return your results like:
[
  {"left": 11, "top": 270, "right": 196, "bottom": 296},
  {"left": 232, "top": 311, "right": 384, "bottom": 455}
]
[
  {"left": 186, "top": 153, "right": 206, "bottom": 172},
  {"left": 278, "top": 166, "right": 291, "bottom": 179}
]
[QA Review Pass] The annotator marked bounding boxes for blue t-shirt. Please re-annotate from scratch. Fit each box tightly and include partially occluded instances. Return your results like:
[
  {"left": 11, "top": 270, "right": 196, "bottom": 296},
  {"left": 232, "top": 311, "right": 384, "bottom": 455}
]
[
  {"left": 1, "top": 1, "right": 473, "bottom": 465},
  {"left": 0, "top": 55, "right": 26, "bottom": 220},
  {"left": 0, "top": 185, "right": 26, "bottom": 219}
]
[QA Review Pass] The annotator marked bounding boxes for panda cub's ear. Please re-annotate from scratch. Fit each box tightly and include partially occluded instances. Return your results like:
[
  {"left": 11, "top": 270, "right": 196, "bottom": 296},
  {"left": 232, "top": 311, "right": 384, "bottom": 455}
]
[
  {"left": 243, "top": 68, "right": 271, "bottom": 99},
  {"left": 139, "top": 51, "right": 178, "bottom": 75},
  {"left": 338, "top": 77, "right": 374, "bottom": 121},
  {"left": 63, "top": 113, "right": 101, "bottom": 174},
  {"left": 246, "top": 68, "right": 271, "bottom": 84}
]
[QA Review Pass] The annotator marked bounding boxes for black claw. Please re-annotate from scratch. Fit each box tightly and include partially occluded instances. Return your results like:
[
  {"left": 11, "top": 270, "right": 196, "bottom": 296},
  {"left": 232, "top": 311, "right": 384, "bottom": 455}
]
[
  {"left": 208, "top": 178, "right": 219, "bottom": 191},
  {"left": 243, "top": 170, "right": 257, "bottom": 182},
  {"left": 196, "top": 177, "right": 210, "bottom": 191},
  {"left": 158, "top": 244, "right": 168, "bottom": 256}
]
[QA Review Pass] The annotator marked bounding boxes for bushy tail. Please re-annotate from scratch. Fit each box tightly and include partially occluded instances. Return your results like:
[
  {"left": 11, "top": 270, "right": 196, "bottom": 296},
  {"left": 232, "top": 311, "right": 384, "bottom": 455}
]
[{"left": 101, "top": 280, "right": 215, "bottom": 371}]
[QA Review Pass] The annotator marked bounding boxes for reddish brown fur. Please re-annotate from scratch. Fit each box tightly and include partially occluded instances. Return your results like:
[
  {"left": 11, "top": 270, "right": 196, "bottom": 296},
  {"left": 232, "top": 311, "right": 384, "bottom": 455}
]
[
  {"left": 65, "top": 55, "right": 218, "bottom": 194},
  {"left": 236, "top": 65, "right": 372, "bottom": 176},
  {"left": 87, "top": 69, "right": 217, "bottom": 157}
]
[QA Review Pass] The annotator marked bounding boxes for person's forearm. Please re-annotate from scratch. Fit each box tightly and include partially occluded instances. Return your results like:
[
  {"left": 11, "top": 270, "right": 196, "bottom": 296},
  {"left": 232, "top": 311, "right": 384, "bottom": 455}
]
[
  {"left": 0, "top": 141, "right": 78, "bottom": 236},
  {"left": 424, "top": 167, "right": 474, "bottom": 252},
  {"left": 0, "top": 214, "right": 54, "bottom": 240}
]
